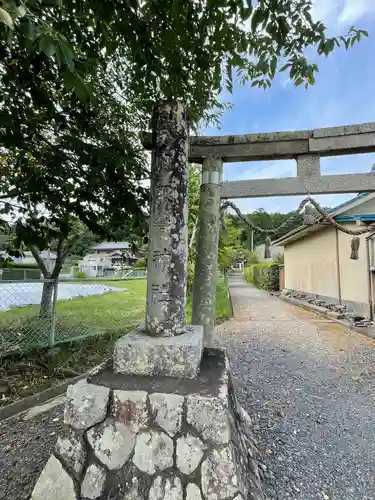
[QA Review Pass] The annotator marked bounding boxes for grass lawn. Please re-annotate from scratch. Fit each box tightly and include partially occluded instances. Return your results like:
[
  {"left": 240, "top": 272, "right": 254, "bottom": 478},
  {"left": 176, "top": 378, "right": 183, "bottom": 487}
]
[
  {"left": 0, "top": 276, "right": 232, "bottom": 405},
  {"left": 0, "top": 280, "right": 146, "bottom": 353},
  {"left": 0, "top": 277, "right": 231, "bottom": 353}
]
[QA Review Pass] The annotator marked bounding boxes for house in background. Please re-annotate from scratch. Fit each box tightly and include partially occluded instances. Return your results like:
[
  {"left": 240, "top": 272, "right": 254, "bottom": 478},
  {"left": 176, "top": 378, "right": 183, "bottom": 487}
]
[
  {"left": 78, "top": 253, "right": 112, "bottom": 277},
  {"left": 94, "top": 242, "right": 139, "bottom": 267},
  {"left": 78, "top": 242, "right": 142, "bottom": 277},
  {"left": 273, "top": 193, "right": 375, "bottom": 318}
]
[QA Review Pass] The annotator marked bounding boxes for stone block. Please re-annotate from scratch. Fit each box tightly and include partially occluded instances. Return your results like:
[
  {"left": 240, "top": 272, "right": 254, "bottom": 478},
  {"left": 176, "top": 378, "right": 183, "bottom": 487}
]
[
  {"left": 186, "top": 483, "right": 203, "bottom": 500},
  {"left": 201, "top": 447, "right": 239, "bottom": 500},
  {"left": 64, "top": 380, "right": 109, "bottom": 430},
  {"left": 55, "top": 430, "right": 86, "bottom": 477},
  {"left": 309, "top": 132, "right": 375, "bottom": 153},
  {"left": 149, "top": 393, "right": 184, "bottom": 436},
  {"left": 149, "top": 476, "right": 183, "bottom": 500},
  {"left": 87, "top": 420, "right": 135, "bottom": 470},
  {"left": 313, "top": 122, "right": 375, "bottom": 138},
  {"left": 113, "top": 326, "right": 203, "bottom": 379},
  {"left": 30, "top": 349, "right": 265, "bottom": 500},
  {"left": 238, "top": 405, "right": 253, "bottom": 441},
  {"left": 296, "top": 154, "right": 320, "bottom": 179},
  {"left": 176, "top": 433, "right": 205, "bottom": 475},
  {"left": 190, "top": 139, "right": 309, "bottom": 163},
  {"left": 31, "top": 455, "right": 77, "bottom": 500},
  {"left": 191, "top": 129, "right": 312, "bottom": 145},
  {"left": 111, "top": 390, "right": 148, "bottom": 432},
  {"left": 81, "top": 464, "right": 106, "bottom": 499},
  {"left": 132, "top": 430, "right": 173, "bottom": 474},
  {"left": 186, "top": 394, "right": 230, "bottom": 445}
]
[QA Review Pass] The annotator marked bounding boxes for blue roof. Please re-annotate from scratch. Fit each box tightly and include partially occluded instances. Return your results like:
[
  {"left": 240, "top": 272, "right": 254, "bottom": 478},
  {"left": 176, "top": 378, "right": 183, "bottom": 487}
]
[{"left": 329, "top": 192, "right": 368, "bottom": 213}]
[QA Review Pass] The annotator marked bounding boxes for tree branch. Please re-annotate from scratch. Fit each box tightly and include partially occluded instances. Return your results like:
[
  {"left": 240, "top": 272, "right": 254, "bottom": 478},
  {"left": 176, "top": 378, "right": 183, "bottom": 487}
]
[
  {"left": 51, "top": 234, "right": 81, "bottom": 279},
  {"left": 60, "top": 234, "right": 81, "bottom": 263},
  {"left": 28, "top": 244, "right": 49, "bottom": 277}
]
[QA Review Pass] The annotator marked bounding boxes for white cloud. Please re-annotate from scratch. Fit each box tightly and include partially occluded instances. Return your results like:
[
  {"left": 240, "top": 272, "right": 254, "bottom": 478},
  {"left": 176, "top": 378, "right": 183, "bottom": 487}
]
[
  {"left": 339, "top": 0, "right": 375, "bottom": 24},
  {"left": 311, "top": 0, "right": 339, "bottom": 25},
  {"left": 226, "top": 159, "right": 295, "bottom": 182},
  {"left": 232, "top": 193, "right": 354, "bottom": 214},
  {"left": 312, "top": 0, "right": 375, "bottom": 28}
]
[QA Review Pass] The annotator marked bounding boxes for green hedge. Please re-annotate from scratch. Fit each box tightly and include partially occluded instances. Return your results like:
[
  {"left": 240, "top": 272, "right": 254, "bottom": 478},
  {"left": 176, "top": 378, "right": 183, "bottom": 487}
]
[
  {"left": 0, "top": 262, "right": 39, "bottom": 269},
  {"left": 244, "top": 262, "right": 280, "bottom": 291},
  {"left": 0, "top": 268, "right": 41, "bottom": 280}
]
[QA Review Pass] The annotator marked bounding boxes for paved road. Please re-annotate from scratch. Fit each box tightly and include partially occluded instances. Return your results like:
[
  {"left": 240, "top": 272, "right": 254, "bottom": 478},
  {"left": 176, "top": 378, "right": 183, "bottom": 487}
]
[{"left": 217, "top": 277, "right": 375, "bottom": 500}]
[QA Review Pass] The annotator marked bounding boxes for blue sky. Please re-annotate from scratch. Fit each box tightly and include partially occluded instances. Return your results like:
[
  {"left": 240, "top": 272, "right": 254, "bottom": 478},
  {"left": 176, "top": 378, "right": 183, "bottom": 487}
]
[{"left": 204, "top": 0, "right": 375, "bottom": 214}]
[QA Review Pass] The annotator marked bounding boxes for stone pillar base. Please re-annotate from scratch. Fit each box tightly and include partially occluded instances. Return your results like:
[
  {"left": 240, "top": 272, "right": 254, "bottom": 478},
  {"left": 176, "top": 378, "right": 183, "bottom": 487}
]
[
  {"left": 31, "top": 349, "right": 264, "bottom": 500},
  {"left": 113, "top": 325, "right": 203, "bottom": 379}
]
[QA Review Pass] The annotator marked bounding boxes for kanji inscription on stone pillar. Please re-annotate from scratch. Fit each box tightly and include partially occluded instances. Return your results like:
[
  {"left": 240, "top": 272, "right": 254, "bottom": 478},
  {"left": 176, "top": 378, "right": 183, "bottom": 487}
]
[{"left": 146, "top": 100, "right": 189, "bottom": 337}]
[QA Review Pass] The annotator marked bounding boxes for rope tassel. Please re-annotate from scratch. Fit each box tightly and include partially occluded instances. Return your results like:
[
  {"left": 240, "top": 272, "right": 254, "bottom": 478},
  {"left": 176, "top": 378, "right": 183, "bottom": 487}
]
[
  {"left": 264, "top": 235, "right": 271, "bottom": 259},
  {"left": 303, "top": 203, "right": 315, "bottom": 225},
  {"left": 350, "top": 236, "right": 360, "bottom": 260}
]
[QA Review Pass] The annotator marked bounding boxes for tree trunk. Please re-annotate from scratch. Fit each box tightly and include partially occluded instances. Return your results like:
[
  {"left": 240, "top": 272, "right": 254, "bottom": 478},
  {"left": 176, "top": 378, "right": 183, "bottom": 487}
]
[{"left": 39, "top": 280, "right": 54, "bottom": 318}]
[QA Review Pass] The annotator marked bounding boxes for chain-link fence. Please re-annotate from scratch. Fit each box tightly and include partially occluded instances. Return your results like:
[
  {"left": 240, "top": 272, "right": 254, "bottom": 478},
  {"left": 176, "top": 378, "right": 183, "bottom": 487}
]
[
  {"left": 0, "top": 278, "right": 146, "bottom": 357},
  {"left": 0, "top": 267, "right": 42, "bottom": 281}
]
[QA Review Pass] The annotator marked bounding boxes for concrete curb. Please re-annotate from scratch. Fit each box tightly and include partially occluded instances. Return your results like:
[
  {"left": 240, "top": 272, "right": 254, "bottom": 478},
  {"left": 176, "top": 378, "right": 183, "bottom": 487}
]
[
  {"left": 227, "top": 284, "right": 235, "bottom": 319},
  {"left": 280, "top": 295, "right": 375, "bottom": 341},
  {"left": 280, "top": 296, "right": 344, "bottom": 319},
  {"left": 0, "top": 370, "right": 88, "bottom": 423}
]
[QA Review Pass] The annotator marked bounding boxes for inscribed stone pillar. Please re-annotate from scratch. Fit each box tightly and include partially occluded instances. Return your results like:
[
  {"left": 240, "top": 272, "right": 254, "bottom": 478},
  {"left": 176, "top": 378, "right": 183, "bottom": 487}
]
[
  {"left": 192, "top": 156, "right": 223, "bottom": 346},
  {"left": 146, "top": 100, "right": 189, "bottom": 337}
]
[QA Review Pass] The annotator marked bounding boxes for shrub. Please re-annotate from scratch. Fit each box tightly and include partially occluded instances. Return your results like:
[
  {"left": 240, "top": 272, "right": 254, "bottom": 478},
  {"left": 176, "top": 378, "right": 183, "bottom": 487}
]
[
  {"left": 72, "top": 265, "right": 86, "bottom": 279},
  {"left": 136, "top": 256, "right": 148, "bottom": 268},
  {"left": 187, "top": 260, "right": 195, "bottom": 293},
  {"left": 245, "top": 262, "right": 280, "bottom": 291},
  {"left": 267, "top": 263, "right": 280, "bottom": 291},
  {"left": 1, "top": 262, "right": 39, "bottom": 269},
  {"left": 0, "top": 267, "right": 41, "bottom": 280}
]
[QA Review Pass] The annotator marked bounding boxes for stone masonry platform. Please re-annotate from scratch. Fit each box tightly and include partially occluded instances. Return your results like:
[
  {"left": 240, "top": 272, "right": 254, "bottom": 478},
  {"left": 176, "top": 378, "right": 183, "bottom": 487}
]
[{"left": 31, "top": 349, "right": 264, "bottom": 500}]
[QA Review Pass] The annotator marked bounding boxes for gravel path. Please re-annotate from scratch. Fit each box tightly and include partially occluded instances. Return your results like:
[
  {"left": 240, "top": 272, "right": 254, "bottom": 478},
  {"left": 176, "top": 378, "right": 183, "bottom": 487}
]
[
  {"left": 2, "top": 276, "right": 375, "bottom": 499},
  {"left": 0, "top": 405, "right": 65, "bottom": 500},
  {"left": 217, "top": 276, "right": 375, "bottom": 500}
]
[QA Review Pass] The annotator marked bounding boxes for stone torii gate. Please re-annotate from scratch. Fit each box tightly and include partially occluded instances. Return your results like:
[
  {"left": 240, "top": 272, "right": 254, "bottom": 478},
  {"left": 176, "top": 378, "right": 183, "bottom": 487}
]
[
  {"left": 144, "top": 119, "right": 375, "bottom": 346},
  {"left": 31, "top": 105, "right": 375, "bottom": 500}
]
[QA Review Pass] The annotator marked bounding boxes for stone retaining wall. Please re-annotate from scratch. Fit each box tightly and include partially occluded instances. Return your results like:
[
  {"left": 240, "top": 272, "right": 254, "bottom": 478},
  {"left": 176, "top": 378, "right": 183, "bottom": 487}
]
[{"left": 31, "top": 349, "right": 264, "bottom": 500}]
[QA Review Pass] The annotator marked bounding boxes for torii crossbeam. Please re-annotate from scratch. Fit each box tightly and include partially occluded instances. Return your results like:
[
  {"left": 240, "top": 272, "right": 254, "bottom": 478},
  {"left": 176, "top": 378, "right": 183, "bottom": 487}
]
[{"left": 142, "top": 121, "right": 375, "bottom": 198}]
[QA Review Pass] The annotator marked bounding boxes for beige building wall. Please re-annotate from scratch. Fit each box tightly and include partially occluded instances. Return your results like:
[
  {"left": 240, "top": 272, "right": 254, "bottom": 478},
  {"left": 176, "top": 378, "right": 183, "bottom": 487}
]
[
  {"left": 284, "top": 227, "right": 338, "bottom": 298},
  {"left": 284, "top": 221, "right": 371, "bottom": 316},
  {"left": 337, "top": 224, "right": 369, "bottom": 315}
]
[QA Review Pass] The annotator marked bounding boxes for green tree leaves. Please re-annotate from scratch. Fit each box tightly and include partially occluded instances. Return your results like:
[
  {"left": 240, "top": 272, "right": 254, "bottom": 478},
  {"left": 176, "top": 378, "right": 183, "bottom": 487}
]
[
  {"left": 0, "top": 0, "right": 367, "bottom": 118},
  {"left": 251, "top": 7, "right": 265, "bottom": 32},
  {"left": 38, "top": 33, "right": 57, "bottom": 57}
]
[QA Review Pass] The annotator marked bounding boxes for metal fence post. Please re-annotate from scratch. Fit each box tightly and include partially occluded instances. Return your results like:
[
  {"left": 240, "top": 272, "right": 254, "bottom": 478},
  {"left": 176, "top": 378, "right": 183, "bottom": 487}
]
[{"left": 49, "top": 279, "right": 58, "bottom": 347}]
